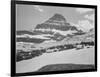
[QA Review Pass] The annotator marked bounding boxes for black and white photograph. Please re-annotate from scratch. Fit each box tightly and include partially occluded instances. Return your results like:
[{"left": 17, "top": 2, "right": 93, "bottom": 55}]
[{"left": 12, "top": 1, "right": 97, "bottom": 76}]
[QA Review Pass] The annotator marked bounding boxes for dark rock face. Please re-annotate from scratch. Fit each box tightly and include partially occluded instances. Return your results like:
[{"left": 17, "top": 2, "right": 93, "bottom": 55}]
[
  {"left": 17, "top": 38, "right": 47, "bottom": 43},
  {"left": 35, "top": 23, "right": 71, "bottom": 31},
  {"left": 89, "top": 28, "right": 94, "bottom": 32},
  {"left": 48, "top": 13, "right": 66, "bottom": 22},
  {"left": 16, "top": 30, "right": 39, "bottom": 35}
]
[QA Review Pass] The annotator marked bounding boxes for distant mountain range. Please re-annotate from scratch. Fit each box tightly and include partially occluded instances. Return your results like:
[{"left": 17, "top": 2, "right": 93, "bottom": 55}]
[{"left": 17, "top": 13, "right": 90, "bottom": 44}]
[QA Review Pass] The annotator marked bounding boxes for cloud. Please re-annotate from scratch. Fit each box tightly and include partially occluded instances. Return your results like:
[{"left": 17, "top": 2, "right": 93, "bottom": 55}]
[
  {"left": 77, "top": 20, "right": 94, "bottom": 32},
  {"left": 76, "top": 8, "right": 93, "bottom": 14},
  {"left": 84, "top": 14, "right": 94, "bottom": 21},
  {"left": 34, "top": 5, "right": 44, "bottom": 12}
]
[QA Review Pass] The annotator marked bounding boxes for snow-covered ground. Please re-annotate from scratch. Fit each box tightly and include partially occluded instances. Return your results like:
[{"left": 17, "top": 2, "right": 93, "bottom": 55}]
[
  {"left": 16, "top": 34, "right": 52, "bottom": 39},
  {"left": 16, "top": 47, "right": 94, "bottom": 73}
]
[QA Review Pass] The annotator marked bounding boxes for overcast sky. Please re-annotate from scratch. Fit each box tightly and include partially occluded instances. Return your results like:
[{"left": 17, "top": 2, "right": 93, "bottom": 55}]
[{"left": 16, "top": 4, "right": 95, "bottom": 32}]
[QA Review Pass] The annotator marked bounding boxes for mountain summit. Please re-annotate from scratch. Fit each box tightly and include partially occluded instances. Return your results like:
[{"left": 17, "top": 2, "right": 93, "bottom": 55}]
[{"left": 46, "top": 13, "right": 66, "bottom": 23}]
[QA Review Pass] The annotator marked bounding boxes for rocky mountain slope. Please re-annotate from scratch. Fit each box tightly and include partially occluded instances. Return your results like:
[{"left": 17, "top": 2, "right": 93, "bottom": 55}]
[{"left": 16, "top": 13, "right": 85, "bottom": 43}]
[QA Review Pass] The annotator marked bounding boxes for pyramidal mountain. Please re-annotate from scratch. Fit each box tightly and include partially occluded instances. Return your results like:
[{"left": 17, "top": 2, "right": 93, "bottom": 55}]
[
  {"left": 34, "top": 13, "right": 79, "bottom": 35},
  {"left": 16, "top": 13, "right": 90, "bottom": 44}
]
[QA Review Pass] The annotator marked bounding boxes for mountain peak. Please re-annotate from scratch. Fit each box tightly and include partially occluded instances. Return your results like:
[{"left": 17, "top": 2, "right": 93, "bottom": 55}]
[
  {"left": 49, "top": 13, "right": 66, "bottom": 22},
  {"left": 53, "top": 13, "right": 65, "bottom": 18}
]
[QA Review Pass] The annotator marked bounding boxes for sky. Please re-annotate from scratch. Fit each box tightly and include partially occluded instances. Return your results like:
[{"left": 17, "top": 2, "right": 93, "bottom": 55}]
[{"left": 16, "top": 4, "right": 95, "bottom": 32}]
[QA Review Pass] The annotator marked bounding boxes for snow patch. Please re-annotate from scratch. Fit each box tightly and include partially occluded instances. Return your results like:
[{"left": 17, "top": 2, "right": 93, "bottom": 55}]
[
  {"left": 35, "top": 28, "right": 77, "bottom": 36},
  {"left": 16, "top": 34, "right": 53, "bottom": 40}
]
